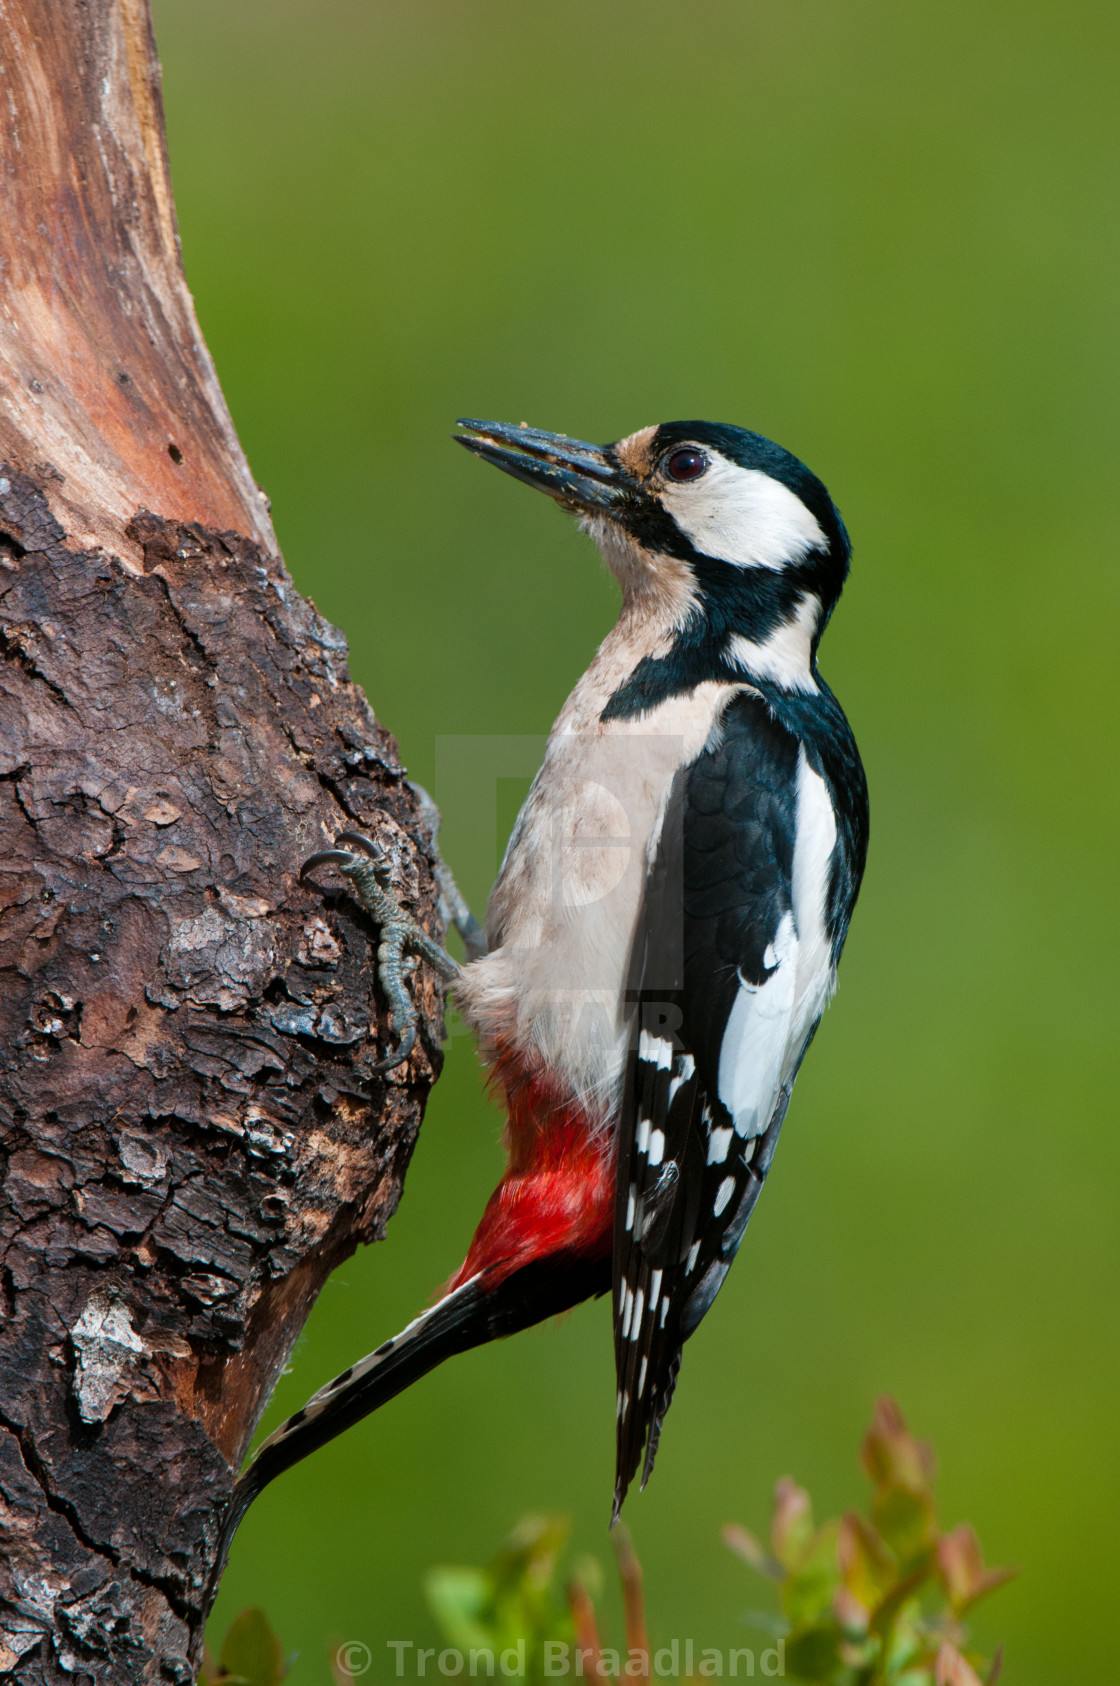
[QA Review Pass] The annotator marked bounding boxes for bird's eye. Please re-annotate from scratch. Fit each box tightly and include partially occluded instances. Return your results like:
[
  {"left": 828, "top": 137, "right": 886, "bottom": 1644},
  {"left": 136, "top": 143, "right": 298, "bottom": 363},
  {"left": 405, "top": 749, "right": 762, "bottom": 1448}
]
[{"left": 663, "top": 448, "right": 708, "bottom": 483}]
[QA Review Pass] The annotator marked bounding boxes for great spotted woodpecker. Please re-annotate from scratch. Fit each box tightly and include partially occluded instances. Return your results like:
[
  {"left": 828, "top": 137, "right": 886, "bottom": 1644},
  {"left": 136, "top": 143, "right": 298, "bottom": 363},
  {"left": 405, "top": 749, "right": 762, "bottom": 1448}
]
[{"left": 219, "top": 417, "right": 868, "bottom": 1558}]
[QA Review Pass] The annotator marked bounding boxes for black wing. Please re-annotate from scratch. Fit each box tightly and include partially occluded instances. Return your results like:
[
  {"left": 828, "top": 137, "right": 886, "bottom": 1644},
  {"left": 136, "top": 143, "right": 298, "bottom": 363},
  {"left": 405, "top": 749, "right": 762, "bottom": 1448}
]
[{"left": 612, "top": 690, "right": 817, "bottom": 1514}]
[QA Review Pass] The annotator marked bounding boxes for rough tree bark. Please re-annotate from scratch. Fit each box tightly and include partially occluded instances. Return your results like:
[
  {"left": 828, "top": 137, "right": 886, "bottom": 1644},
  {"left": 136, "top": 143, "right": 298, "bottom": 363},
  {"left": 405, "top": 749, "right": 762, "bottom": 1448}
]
[{"left": 0, "top": 4, "right": 446, "bottom": 1680}]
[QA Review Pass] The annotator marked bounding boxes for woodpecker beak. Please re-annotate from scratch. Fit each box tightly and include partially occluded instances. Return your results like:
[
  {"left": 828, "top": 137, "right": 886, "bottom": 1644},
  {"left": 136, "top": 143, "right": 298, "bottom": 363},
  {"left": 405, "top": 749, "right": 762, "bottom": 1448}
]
[{"left": 455, "top": 419, "right": 633, "bottom": 514}]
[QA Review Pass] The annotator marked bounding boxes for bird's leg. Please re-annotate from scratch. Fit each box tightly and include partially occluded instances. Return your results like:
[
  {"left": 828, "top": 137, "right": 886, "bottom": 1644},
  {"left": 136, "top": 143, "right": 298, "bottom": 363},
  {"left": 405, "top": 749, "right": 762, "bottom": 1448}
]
[
  {"left": 302, "top": 822, "right": 464, "bottom": 1073},
  {"left": 408, "top": 781, "right": 488, "bottom": 963}
]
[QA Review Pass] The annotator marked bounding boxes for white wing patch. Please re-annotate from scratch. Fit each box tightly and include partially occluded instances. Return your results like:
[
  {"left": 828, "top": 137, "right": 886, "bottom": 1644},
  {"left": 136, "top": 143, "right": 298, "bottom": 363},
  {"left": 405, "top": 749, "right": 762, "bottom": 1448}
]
[
  {"left": 790, "top": 748, "right": 838, "bottom": 1046},
  {"left": 715, "top": 751, "right": 839, "bottom": 1140},
  {"left": 707, "top": 1126, "right": 734, "bottom": 1164},
  {"left": 667, "top": 1053, "right": 695, "bottom": 1107},
  {"left": 638, "top": 1030, "right": 674, "bottom": 1069},
  {"left": 717, "top": 909, "right": 798, "bottom": 1139}
]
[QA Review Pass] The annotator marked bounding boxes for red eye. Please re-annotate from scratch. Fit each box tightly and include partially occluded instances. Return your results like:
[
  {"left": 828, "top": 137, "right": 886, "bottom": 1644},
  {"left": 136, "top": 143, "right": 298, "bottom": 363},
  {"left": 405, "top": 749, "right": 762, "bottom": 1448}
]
[{"left": 664, "top": 447, "right": 708, "bottom": 482}]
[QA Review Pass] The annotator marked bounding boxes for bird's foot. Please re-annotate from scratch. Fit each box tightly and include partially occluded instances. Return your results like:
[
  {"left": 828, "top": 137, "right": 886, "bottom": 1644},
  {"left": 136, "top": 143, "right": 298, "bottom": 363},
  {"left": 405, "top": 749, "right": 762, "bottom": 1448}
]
[
  {"left": 302, "top": 830, "right": 459, "bottom": 1072},
  {"left": 407, "top": 782, "right": 487, "bottom": 961}
]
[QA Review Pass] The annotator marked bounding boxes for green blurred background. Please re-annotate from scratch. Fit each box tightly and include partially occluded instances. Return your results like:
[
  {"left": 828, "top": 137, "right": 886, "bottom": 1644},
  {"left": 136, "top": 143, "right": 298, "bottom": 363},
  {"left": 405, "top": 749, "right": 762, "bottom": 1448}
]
[{"left": 151, "top": 2, "right": 1118, "bottom": 1679}]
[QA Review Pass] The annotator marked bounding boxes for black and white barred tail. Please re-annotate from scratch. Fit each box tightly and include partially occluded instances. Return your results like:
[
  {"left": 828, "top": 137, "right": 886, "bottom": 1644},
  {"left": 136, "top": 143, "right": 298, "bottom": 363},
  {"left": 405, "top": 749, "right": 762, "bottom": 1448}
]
[{"left": 209, "top": 1251, "right": 610, "bottom": 1594}]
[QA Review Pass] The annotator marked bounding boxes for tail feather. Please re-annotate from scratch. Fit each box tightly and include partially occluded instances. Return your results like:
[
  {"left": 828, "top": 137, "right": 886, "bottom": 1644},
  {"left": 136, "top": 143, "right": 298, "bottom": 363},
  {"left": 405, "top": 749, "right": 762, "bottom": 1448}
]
[{"left": 210, "top": 1249, "right": 610, "bottom": 1595}]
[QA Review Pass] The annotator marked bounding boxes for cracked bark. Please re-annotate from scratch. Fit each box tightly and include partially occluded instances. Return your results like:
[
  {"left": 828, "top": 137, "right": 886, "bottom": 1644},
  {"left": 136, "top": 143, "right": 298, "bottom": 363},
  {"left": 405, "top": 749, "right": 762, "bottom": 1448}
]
[{"left": 0, "top": 4, "right": 445, "bottom": 1680}]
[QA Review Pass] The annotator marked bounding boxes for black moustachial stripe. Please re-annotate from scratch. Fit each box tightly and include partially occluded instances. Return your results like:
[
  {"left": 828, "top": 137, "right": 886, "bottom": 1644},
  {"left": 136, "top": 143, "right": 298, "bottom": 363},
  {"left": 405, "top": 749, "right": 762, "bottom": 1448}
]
[
  {"left": 600, "top": 554, "right": 826, "bottom": 723},
  {"left": 603, "top": 422, "right": 851, "bottom": 727}
]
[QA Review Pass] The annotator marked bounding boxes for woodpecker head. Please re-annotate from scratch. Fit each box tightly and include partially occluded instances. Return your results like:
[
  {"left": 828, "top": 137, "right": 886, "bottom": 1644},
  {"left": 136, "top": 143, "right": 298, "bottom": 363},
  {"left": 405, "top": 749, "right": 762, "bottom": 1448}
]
[{"left": 456, "top": 418, "right": 850, "bottom": 697}]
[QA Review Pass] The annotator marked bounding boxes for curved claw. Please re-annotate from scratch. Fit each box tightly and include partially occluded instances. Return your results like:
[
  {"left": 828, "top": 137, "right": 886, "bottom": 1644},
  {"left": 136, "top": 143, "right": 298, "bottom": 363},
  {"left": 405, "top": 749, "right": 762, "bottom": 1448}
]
[
  {"left": 334, "top": 831, "right": 385, "bottom": 861},
  {"left": 302, "top": 827, "right": 456, "bottom": 1077},
  {"left": 370, "top": 1021, "right": 419, "bottom": 1075},
  {"left": 301, "top": 848, "right": 361, "bottom": 878}
]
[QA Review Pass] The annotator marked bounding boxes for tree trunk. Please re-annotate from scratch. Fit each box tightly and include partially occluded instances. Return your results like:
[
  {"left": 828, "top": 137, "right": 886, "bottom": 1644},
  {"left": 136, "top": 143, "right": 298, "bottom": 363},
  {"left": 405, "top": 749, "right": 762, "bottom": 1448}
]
[{"left": 0, "top": 4, "right": 445, "bottom": 1679}]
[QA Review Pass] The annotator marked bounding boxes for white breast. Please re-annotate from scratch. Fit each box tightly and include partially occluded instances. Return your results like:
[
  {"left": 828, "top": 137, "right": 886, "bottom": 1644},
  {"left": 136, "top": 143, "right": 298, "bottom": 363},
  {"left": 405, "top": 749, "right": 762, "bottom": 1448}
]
[{"left": 454, "top": 618, "right": 736, "bottom": 1123}]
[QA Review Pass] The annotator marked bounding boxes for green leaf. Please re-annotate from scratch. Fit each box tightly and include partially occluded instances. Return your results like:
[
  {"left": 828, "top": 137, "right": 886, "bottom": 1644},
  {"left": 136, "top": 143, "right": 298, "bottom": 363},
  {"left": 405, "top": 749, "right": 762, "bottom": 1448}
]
[
  {"left": 425, "top": 1568, "right": 495, "bottom": 1653},
  {"left": 490, "top": 1515, "right": 570, "bottom": 1596},
  {"left": 879, "top": 1606, "right": 928, "bottom": 1676},
  {"left": 872, "top": 1481, "right": 939, "bottom": 1563},
  {"left": 425, "top": 1514, "right": 576, "bottom": 1678},
  {"left": 861, "top": 1400, "right": 937, "bottom": 1506},
  {"left": 932, "top": 1642, "right": 985, "bottom": 1685},
  {"left": 723, "top": 1523, "right": 783, "bottom": 1580},
  {"left": 936, "top": 1526, "right": 1017, "bottom": 1614},
  {"left": 784, "top": 1621, "right": 844, "bottom": 1681},
  {"left": 217, "top": 1609, "right": 287, "bottom": 1686},
  {"left": 771, "top": 1479, "right": 815, "bottom": 1569},
  {"left": 781, "top": 1520, "right": 841, "bottom": 1626},
  {"left": 837, "top": 1512, "right": 896, "bottom": 1617}
]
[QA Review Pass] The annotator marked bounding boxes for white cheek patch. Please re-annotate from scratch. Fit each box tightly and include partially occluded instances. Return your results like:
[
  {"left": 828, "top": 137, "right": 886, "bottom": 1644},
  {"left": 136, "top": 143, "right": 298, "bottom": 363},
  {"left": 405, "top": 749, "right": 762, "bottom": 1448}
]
[{"left": 660, "top": 452, "right": 826, "bottom": 570}]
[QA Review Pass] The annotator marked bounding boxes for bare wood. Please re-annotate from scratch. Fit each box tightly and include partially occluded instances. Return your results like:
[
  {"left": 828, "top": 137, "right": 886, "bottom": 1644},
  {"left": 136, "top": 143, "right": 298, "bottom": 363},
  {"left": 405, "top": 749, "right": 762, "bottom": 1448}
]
[
  {"left": 0, "top": 4, "right": 445, "bottom": 1680},
  {"left": 0, "top": 0, "right": 274, "bottom": 564}
]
